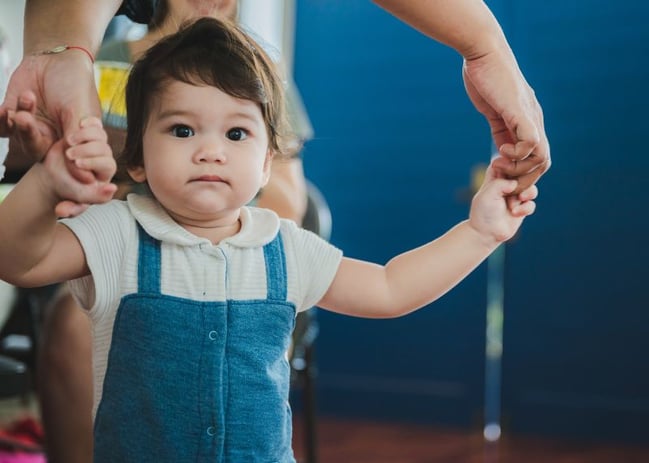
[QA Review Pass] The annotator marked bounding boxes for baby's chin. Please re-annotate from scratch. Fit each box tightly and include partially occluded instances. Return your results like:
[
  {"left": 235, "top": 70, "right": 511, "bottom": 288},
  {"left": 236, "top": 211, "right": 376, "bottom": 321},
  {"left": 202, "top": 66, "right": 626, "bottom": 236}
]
[{"left": 166, "top": 204, "right": 241, "bottom": 229}]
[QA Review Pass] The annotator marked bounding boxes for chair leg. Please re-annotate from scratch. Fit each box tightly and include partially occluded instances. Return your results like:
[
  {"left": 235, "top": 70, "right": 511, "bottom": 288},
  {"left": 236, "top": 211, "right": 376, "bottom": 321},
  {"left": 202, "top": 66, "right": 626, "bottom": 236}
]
[{"left": 302, "top": 343, "right": 318, "bottom": 463}]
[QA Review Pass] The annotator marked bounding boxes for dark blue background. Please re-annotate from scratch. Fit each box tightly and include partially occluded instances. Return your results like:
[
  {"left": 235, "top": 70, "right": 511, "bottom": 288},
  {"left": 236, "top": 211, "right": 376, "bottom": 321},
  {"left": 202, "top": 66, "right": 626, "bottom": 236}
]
[{"left": 294, "top": 0, "right": 649, "bottom": 443}]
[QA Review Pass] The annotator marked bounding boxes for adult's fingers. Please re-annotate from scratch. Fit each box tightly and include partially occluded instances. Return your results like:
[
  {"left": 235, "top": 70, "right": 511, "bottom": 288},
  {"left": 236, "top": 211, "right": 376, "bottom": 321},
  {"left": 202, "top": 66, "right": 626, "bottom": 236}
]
[
  {"left": 496, "top": 100, "right": 551, "bottom": 193},
  {"left": 8, "top": 107, "right": 56, "bottom": 162},
  {"left": 492, "top": 154, "right": 550, "bottom": 193}
]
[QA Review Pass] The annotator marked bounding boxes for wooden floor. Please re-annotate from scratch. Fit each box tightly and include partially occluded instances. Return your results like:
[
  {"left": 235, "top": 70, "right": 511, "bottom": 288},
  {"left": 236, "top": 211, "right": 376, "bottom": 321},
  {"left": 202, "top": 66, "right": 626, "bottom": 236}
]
[
  {"left": 3, "top": 397, "right": 649, "bottom": 462},
  {"left": 292, "top": 415, "right": 649, "bottom": 463}
]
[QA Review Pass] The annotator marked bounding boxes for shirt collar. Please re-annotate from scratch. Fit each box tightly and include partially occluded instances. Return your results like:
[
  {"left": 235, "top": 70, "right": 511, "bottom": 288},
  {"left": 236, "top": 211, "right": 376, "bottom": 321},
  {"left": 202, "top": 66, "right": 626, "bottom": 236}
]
[{"left": 127, "top": 193, "right": 280, "bottom": 248}]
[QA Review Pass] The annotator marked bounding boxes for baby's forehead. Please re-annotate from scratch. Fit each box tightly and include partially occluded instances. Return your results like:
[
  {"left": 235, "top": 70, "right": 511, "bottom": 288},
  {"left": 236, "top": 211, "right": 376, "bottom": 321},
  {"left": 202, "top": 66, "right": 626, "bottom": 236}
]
[{"left": 146, "top": 80, "right": 265, "bottom": 122}]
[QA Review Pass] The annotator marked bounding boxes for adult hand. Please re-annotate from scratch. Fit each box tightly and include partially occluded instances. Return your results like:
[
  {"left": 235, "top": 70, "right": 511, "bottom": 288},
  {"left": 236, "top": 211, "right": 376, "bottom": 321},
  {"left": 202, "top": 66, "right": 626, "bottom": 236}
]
[
  {"left": 0, "top": 50, "right": 108, "bottom": 215},
  {"left": 462, "top": 49, "right": 551, "bottom": 193},
  {"left": 0, "top": 50, "right": 101, "bottom": 165}
]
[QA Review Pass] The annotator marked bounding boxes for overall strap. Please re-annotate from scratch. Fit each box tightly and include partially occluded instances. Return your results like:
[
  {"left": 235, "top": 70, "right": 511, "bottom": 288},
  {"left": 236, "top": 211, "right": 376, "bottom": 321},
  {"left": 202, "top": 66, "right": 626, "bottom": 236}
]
[
  {"left": 136, "top": 223, "right": 161, "bottom": 294},
  {"left": 263, "top": 231, "right": 288, "bottom": 302}
]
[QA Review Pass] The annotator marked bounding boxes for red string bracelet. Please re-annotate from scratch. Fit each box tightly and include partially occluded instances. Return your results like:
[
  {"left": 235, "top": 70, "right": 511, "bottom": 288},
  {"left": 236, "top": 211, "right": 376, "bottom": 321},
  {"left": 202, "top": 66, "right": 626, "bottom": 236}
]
[
  {"left": 65, "top": 45, "right": 95, "bottom": 63},
  {"left": 34, "top": 44, "right": 95, "bottom": 63}
]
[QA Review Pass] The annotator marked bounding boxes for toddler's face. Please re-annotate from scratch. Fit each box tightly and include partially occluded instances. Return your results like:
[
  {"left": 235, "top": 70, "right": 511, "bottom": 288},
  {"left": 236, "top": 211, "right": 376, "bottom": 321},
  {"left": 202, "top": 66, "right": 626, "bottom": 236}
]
[{"left": 130, "top": 80, "right": 271, "bottom": 228}]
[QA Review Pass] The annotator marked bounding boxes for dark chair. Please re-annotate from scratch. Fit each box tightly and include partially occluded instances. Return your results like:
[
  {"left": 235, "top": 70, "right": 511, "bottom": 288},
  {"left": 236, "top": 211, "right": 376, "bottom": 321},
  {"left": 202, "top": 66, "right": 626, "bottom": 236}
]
[
  {"left": 0, "top": 355, "right": 29, "bottom": 400},
  {"left": 0, "top": 181, "right": 33, "bottom": 401},
  {"left": 290, "top": 181, "right": 332, "bottom": 463},
  {"left": 0, "top": 282, "right": 52, "bottom": 400}
]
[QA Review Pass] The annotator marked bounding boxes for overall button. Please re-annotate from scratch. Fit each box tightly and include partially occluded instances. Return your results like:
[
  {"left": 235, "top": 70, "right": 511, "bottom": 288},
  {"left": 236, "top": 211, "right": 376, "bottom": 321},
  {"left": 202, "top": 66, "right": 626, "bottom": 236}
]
[
  {"left": 208, "top": 331, "right": 218, "bottom": 340},
  {"left": 206, "top": 426, "right": 216, "bottom": 436}
]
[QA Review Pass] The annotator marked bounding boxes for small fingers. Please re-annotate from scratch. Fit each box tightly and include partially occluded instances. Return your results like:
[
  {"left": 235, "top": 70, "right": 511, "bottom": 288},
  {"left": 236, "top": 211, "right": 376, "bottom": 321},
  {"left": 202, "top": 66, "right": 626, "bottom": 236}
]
[
  {"left": 66, "top": 138, "right": 112, "bottom": 161},
  {"left": 510, "top": 199, "right": 536, "bottom": 217},
  {"left": 67, "top": 117, "right": 107, "bottom": 146},
  {"left": 485, "top": 174, "right": 518, "bottom": 196},
  {"left": 67, "top": 139, "right": 116, "bottom": 183},
  {"left": 55, "top": 201, "right": 89, "bottom": 218},
  {"left": 64, "top": 121, "right": 115, "bottom": 183},
  {"left": 72, "top": 153, "right": 117, "bottom": 182},
  {"left": 506, "top": 184, "right": 538, "bottom": 217},
  {"left": 54, "top": 182, "right": 117, "bottom": 218},
  {"left": 518, "top": 184, "right": 539, "bottom": 202}
]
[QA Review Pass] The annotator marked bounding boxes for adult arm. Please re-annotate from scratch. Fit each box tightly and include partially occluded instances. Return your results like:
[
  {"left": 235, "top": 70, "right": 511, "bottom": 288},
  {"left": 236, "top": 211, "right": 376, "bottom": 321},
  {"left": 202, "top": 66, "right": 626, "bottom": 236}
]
[
  {"left": 23, "top": 0, "right": 122, "bottom": 55},
  {"left": 373, "top": 0, "right": 550, "bottom": 192},
  {"left": 0, "top": 1, "right": 121, "bottom": 213},
  {"left": 0, "top": 0, "right": 122, "bottom": 160}
]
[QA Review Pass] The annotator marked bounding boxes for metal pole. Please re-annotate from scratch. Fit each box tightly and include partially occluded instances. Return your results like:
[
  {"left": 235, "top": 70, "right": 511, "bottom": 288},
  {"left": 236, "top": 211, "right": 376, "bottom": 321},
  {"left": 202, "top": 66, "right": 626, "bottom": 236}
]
[{"left": 483, "top": 243, "right": 505, "bottom": 441}]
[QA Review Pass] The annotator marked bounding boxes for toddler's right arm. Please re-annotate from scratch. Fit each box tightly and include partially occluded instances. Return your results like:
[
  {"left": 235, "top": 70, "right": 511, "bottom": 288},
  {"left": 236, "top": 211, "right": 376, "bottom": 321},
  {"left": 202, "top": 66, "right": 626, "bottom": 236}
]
[{"left": 0, "top": 117, "right": 116, "bottom": 287}]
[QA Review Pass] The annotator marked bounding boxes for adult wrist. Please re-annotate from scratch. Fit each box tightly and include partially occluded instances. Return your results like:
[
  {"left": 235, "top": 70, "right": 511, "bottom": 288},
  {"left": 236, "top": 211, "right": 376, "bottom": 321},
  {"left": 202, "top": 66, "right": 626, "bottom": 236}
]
[
  {"left": 32, "top": 45, "right": 95, "bottom": 64},
  {"left": 22, "top": 0, "right": 118, "bottom": 57},
  {"left": 24, "top": 33, "right": 97, "bottom": 57}
]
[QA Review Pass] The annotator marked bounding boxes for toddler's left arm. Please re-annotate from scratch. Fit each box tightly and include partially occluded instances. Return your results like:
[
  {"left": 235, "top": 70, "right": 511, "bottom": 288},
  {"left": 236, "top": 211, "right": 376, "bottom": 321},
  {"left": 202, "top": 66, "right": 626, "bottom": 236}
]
[{"left": 316, "top": 158, "right": 537, "bottom": 319}]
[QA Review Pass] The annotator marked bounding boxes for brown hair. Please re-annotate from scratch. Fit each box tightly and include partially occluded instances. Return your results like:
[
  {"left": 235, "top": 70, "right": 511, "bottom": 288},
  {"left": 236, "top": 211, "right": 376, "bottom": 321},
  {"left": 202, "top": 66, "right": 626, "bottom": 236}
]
[{"left": 121, "top": 16, "right": 291, "bottom": 173}]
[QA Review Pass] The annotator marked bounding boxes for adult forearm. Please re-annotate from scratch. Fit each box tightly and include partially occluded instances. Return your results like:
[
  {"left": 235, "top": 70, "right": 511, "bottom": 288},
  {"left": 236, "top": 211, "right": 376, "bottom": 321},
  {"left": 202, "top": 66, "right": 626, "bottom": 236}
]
[
  {"left": 373, "top": 0, "right": 509, "bottom": 60},
  {"left": 0, "top": 166, "right": 60, "bottom": 285},
  {"left": 23, "top": 0, "right": 122, "bottom": 55}
]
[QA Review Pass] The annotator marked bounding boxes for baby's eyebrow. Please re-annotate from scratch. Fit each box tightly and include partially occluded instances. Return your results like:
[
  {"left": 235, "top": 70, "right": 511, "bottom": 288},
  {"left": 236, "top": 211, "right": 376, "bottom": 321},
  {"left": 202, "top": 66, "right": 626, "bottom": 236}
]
[
  {"left": 155, "top": 108, "right": 194, "bottom": 121},
  {"left": 227, "top": 110, "right": 261, "bottom": 123}
]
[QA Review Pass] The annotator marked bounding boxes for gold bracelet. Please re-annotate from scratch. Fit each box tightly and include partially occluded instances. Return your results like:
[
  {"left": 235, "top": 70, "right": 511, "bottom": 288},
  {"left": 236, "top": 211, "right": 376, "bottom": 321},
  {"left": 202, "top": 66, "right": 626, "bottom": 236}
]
[{"left": 33, "top": 44, "right": 94, "bottom": 63}]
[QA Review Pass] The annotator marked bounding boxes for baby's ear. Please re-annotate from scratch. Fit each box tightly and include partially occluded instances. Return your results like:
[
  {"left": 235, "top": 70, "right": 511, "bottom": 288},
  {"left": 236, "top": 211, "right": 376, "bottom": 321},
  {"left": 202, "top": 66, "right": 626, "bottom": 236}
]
[
  {"left": 127, "top": 165, "right": 147, "bottom": 183},
  {"left": 260, "top": 149, "right": 273, "bottom": 187}
]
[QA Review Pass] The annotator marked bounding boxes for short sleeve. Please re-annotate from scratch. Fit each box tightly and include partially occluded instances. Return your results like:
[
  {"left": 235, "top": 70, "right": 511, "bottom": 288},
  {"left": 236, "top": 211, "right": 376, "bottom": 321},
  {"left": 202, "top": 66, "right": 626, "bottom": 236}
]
[
  {"left": 281, "top": 220, "right": 342, "bottom": 312},
  {"left": 61, "top": 201, "right": 133, "bottom": 316}
]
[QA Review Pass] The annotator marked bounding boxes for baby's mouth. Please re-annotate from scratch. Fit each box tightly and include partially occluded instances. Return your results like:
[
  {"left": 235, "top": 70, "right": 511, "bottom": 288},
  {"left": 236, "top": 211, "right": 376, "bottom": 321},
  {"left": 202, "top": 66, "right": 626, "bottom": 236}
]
[{"left": 192, "top": 175, "right": 227, "bottom": 183}]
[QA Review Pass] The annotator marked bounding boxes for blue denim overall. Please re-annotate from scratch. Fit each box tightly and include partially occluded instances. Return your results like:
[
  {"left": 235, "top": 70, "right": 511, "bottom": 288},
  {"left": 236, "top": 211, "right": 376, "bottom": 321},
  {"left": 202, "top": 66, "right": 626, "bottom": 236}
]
[{"left": 93, "top": 225, "right": 297, "bottom": 462}]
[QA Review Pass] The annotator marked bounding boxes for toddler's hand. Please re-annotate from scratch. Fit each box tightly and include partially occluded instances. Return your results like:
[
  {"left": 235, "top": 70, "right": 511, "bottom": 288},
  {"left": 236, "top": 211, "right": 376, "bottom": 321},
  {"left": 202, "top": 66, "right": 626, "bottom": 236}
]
[
  {"left": 469, "top": 158, "right": 538, "bottom": 246},
  {"left": 40, "top": 117, "right": 117, "bottom": 217}
]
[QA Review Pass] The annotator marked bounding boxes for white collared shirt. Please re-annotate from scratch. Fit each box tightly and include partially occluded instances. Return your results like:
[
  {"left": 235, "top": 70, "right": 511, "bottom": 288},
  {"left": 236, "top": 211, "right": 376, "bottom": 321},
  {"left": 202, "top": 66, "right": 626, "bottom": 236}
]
[{"left": 61, "top": 193, "right": 342, "bottom": 416}]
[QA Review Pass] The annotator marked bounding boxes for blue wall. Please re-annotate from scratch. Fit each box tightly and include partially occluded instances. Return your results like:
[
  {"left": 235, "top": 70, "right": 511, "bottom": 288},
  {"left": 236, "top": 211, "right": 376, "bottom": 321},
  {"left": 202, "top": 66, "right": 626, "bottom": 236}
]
[{"left": 294, "top": 0, "right": 649, "bottom": 443}]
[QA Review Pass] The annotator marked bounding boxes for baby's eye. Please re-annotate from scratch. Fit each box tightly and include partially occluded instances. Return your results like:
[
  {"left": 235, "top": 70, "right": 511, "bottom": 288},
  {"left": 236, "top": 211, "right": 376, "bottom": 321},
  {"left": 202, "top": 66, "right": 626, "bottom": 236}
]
[
  {"left": 226, "top": 128, "right": 248, "bottom": 141},
  {"left": 171, "top": 125, "right": 194, "bottom": 138}
]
